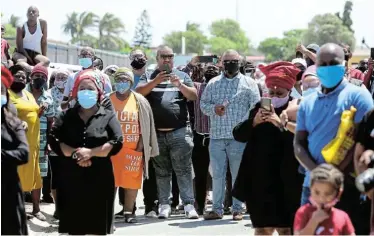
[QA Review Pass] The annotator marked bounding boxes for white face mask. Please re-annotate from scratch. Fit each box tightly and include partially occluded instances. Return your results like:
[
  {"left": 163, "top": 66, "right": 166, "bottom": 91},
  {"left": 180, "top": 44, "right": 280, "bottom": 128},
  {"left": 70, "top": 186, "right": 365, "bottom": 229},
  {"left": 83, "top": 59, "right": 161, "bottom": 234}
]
[
  {"left": 302, "top": 87, "right": 320, "bottom": 97},
  {"left": 55, "top": 80, "right": 66, "bottom": 89}
]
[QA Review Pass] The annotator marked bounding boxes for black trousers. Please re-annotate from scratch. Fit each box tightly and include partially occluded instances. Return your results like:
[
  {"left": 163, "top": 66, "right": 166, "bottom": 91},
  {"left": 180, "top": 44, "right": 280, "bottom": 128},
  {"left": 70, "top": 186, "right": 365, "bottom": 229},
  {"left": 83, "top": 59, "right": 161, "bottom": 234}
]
[
  {"left": 118, "top": 158, "right": 158, "bottom": 214},
  {"left": 191, "top": 132, "right": 210, "bottom": 213},
  {"left": 42, "top": 160, "right": 52, "bottom": 200}
]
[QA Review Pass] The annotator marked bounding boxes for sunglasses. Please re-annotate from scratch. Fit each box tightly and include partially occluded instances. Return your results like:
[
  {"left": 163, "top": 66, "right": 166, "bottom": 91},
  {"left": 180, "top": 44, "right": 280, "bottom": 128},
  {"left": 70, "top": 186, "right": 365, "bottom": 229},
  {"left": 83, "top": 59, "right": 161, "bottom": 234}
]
[
  {"left": 223, "top": 60, "right": 239, "bottom": 64},
  {"left": 160, "top": 54, "right": 174, "bottom": 59}
]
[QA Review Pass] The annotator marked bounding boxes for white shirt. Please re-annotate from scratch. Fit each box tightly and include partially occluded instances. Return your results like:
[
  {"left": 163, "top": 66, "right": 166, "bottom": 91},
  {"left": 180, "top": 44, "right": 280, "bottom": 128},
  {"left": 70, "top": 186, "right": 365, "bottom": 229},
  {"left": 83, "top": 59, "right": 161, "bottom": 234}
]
[{"left": 23, "top": 20, "right": 43, "bottom": 54}]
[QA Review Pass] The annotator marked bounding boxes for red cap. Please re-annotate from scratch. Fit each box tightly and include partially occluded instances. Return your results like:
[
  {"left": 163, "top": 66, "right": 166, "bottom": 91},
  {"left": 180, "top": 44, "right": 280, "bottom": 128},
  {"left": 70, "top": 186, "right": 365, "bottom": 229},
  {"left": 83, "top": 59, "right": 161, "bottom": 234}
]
[
  {"left": 1, "top": 66, "right": 14, "bottom": 89},
  {"left": 259, "top": 61, "right": 300, "bottom": 90},
  {"left": 31, "top": 64, "right": 48, "bottom": 79}
]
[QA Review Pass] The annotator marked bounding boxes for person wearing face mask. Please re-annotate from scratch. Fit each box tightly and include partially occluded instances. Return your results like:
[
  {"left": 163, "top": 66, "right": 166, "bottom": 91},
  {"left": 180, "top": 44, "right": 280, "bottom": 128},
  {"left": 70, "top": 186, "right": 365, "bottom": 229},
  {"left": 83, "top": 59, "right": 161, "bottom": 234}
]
[
  {"left": 189, "top": 63, "right": 220, "bottom": 215},
  {"left": 301, "top": 65, "right": 320, "bottom": 97},
  {"left": 130, "top": 49, "right": 148, "bottom": 88},
  {"left": 200, "top": 49, "right": 260, "bottom": 221},
  {"left": 1, "top": 66, "right": 29, "bottom": 235},
  {"left": 27, "top": 64, "right": 55, "bottom": 212},
  {"left": 61, "top": 47, "right": 112, "bottom": 111},
  {"left": 232, "top": 61, "right": 303, "bottom": 235},
  {"left": 109, "top": 67, "right": 159, "bottom": 223},
  {"left": 46, "top": 68, "right": 70, "bottom": 219},
  {"left": 8, "top": 64, "right": 47, "bottom": 221},
  {"left": 48, "top": 70, "right": 123, "bottom": 235},
  {"left": 291, "top": 58, "right": 307, "bottom": 99},
  {"left": 294, "top": 43, "right": 373, "bottom": 234},
  {"left": 294, "top": 164, "right": 354, "bottom": 235}
]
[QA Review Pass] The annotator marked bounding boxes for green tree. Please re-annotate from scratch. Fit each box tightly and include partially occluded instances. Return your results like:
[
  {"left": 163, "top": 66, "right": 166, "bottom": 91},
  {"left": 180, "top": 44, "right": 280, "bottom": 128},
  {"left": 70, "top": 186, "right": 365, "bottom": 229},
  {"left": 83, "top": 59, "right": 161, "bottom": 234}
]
[
  {"left": 336, "top": 1, "right": 354, "bottom": 33},
  {"left": 62, "top": 11, "right": 98, "bottom": 46},
  {"left": 303, "top": 13, "right": 355, "bottom": 49},
  {"left": 209, "top": 19, "right": 250, "bottom": 54},
  {"left": 97, "top": 13, "right": 126, "bottom": 50},
  {"left": 163, "top": 22, "right": 207, "bottom": 54},
  {"left": 133, "top": 10, "right": 152, "bottom": 48},
  {"left": 258, "top": 37, "right": 285, "bottom": 62},
  {"left": 209, "top": 37, "right": 237, "bottom": 56},
  {"left": 9, "top": 14, "right": 21, "bottom": 28}
]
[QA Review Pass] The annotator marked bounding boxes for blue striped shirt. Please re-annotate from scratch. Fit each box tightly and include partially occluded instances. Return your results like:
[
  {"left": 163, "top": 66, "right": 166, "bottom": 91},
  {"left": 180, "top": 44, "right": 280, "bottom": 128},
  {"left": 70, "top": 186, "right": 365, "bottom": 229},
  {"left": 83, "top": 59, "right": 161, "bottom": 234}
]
[{"left": 200, "top": 73, "right": 260, "bottom": 139}]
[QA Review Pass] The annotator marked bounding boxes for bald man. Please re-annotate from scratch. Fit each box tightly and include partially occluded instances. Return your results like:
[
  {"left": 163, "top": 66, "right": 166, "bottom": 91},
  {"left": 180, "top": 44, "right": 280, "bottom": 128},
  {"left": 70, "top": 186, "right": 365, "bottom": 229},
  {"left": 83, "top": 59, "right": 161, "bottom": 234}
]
[
  {"left": 200, "top": 49, "right": 260, "bottom": 221},
  {"left": 13, "top": 6, "right": 49, "bottom": 70},
  {"left": 294, "top": 43, "right": 373, "bottom": 234}
]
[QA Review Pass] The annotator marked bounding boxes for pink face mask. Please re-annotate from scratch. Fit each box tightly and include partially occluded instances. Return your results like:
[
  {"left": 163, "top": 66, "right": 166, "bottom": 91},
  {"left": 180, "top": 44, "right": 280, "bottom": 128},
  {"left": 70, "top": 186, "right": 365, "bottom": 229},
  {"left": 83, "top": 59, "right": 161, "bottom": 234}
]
[
  {"left": 271, "top": 95, "right": 289, "bottom": 108},
  {"left": 309, "top": 196, "right": 339, "bottom": 209}
]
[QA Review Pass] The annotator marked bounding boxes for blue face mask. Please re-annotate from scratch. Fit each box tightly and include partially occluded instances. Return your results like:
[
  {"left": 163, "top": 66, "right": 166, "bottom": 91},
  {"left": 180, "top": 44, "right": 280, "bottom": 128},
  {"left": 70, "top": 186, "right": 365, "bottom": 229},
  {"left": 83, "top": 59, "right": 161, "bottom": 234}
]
[
  {"left": 77, "top": 90, "right": 98, "bottom": 109},
  {"left": 1, "top": 95, "right": 7, "bottom": 106},
  {"left": 302, "top": 87, "right": 320, "bottom": 97},
  {"left": 79, "top": 58, "right": 93, "bottom": 69},
  {"left": 316, "top": 65, "right": 345, "bottom": 89},
  {"left": 115, "top": 81, "right": 131, "bottom": 94}
]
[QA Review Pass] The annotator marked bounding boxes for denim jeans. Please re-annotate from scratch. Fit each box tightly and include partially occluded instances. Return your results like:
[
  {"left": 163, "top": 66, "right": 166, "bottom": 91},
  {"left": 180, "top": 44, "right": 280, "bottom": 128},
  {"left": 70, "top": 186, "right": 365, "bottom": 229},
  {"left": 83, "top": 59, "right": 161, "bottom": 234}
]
[
  {"left": 152, "top": 127, "right": 195, "bottom": 205},
  {"left": 209, "top": 139, "right": 245, "bottom": 214}
]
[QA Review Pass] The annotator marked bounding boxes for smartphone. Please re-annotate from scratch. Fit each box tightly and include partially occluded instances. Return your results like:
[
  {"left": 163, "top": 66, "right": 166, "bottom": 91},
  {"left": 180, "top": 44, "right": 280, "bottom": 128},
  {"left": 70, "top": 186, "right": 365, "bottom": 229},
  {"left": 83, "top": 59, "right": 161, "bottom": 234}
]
[
  {"left": 199, "top": 55, "right": 218, "bottom": 63},
  {"left": 163, "top": 64, "right": 172, "bottom": 74},
  {"left": 260, "top": 97, "right": 272, "bottom": 111},
  {"left": 371, "top": 48, "right": 374, "bottom": 59}
]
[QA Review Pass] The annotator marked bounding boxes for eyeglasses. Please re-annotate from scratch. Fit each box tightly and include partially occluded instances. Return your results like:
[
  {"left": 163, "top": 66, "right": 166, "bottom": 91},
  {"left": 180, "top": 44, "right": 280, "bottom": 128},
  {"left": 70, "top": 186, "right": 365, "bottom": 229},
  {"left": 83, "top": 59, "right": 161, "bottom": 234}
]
[
  {"left": 223, "top": 60, "right": 239, "bottom": 64},
  {"left": 160, "top": 54, "right": 174, "bottom": 59}
]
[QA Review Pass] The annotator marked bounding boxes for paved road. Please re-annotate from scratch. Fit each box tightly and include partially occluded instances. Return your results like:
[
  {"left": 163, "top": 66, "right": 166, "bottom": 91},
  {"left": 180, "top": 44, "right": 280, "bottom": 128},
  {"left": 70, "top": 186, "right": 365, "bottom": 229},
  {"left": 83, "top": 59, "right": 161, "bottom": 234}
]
[{"left": 26, "top": 191, "right": 256, "bottom": 235}]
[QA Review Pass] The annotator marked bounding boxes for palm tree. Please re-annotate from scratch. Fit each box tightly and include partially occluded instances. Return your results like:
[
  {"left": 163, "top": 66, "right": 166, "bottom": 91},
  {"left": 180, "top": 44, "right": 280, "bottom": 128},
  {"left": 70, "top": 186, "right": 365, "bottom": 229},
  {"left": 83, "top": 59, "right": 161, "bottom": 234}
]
[
  {"left": 62, "top": 11, "right": 98, "bottom": 46},
  {"left": 97, "top": 13, "right": 125, "bottom": 50},
  {"left": 9, "top": 14, "right": 21, "bottom": 28}
]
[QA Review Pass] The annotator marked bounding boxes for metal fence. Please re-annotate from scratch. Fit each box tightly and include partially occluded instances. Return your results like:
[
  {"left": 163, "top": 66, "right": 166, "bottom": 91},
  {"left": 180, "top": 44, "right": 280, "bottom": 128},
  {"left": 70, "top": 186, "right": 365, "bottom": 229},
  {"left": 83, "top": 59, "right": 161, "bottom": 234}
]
[{"left": 47, "top": 43, "right": 131, "bottom": 67}]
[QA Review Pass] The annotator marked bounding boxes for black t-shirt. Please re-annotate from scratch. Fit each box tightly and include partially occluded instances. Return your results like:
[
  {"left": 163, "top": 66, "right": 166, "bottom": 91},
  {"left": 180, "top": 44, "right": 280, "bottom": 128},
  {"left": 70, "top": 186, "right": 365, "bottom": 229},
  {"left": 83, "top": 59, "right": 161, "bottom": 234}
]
[
  {"left": 356, "top": 109, "right": 374, "bottom": 150},
  {"left": 138, "top": 68, "right": 194, "bottom": 129}
]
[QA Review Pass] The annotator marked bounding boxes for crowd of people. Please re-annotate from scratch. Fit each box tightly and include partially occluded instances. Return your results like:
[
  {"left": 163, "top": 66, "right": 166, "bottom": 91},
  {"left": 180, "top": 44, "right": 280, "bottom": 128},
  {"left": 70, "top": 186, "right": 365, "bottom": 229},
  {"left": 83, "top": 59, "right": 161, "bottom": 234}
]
[{"left": 2, "top": 5, "right": 374, "bottom": 236}]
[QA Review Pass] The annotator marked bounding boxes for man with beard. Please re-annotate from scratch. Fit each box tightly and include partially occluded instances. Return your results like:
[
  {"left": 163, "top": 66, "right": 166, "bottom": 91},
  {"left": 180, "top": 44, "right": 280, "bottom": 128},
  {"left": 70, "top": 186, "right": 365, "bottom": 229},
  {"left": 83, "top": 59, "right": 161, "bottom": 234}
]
[
  {"left": 130, "top": 49, "right": 148, "bottom": 88},
  {"left": 200, "top": 49, "right": 260, "bottom": 221}
]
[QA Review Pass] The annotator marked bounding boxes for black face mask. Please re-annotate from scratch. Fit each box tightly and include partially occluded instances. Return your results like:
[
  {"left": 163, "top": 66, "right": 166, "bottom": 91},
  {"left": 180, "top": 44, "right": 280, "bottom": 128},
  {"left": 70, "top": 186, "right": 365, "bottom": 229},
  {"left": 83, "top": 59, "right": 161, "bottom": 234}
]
[
  {"left": 305, "top": 58, "right": 314, "bottom": 67},
  {"left": 223, "top": 62, "right": 239, "bottom": 76},
  {"left": 344, "top": 54, "right": 350, "bottom": 62},
  {"left": 31, "top": 78, "right": 46, "bottom": 90},
  {"left": 131, "top": 58, "right": 147, "bottom": 70},
  {"left": 10, "top": 81, "right": 26, "bottom": 92},
  {"left": 204, "top": 71, "right": 219, "bottom": 81}
]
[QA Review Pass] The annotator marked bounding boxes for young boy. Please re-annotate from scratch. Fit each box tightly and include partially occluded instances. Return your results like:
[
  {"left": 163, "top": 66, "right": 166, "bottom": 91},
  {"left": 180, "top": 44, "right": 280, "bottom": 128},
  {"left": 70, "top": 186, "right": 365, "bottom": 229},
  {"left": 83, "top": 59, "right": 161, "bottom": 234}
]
[{"left": 294, "top": 164, "right": 355, "bottom": 235}]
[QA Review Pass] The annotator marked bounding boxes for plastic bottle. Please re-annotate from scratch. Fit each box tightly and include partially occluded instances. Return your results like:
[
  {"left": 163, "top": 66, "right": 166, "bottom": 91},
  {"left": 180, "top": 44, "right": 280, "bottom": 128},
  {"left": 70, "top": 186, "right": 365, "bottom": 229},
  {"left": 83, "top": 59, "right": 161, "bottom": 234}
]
[{"left": 322, "top": 106, "right": 357, "bottom": 165}]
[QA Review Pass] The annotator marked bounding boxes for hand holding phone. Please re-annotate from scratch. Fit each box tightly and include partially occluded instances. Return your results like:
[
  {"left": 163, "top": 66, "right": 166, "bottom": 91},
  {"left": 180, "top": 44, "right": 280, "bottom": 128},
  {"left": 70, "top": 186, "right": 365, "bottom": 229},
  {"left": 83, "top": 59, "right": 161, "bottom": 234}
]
[{"left": 260, "top": 97, "right": 272, "bottom": 112}]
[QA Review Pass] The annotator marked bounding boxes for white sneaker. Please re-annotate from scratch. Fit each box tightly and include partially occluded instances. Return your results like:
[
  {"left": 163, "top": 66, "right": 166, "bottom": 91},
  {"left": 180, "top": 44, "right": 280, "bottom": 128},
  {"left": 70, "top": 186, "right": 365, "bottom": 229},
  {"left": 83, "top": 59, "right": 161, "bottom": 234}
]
[
  {"left": 184, "top": 204, "right": 199, "bottom": 219},
  {"left": 146, "top": 210, "right": 157, "bottom": 218},
  {"left": 158, "top": 204, "right": 171, "bottom": 219}
]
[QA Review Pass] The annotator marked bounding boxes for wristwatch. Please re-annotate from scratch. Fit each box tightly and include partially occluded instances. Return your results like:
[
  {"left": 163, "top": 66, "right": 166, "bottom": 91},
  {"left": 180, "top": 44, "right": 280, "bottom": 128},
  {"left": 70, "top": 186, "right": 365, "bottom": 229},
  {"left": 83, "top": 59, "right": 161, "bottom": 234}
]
[{"left": 71, "top": 150, "right": 78, "bottom": 159}]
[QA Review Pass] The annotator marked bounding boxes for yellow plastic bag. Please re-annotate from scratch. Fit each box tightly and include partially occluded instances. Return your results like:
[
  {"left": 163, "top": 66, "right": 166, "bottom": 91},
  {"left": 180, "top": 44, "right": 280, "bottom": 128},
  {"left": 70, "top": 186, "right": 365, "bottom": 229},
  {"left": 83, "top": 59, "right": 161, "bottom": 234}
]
[{"left": 321, "top": 106, "right": 357, "bottom": 165}]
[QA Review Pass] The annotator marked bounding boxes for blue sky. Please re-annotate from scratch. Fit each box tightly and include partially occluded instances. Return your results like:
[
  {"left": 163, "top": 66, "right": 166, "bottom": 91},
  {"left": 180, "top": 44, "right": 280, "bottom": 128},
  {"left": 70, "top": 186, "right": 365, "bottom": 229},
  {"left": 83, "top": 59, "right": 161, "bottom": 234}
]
[{"left": 1, "top": 0, "right": 373, "bottom": 49}]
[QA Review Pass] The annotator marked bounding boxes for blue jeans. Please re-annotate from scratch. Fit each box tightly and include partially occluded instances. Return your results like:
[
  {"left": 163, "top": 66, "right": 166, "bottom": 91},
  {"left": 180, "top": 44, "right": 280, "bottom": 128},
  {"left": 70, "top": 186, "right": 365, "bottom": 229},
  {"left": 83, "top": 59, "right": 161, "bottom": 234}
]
[
  {"left": 153, "top": 127, "right": 195, "bottom": 205},
  {"left": 209, "top": 139, "right": 245, "bottom": 214},
  {"left": 300, "top": 187, "right": 311, "bottom": 206}
]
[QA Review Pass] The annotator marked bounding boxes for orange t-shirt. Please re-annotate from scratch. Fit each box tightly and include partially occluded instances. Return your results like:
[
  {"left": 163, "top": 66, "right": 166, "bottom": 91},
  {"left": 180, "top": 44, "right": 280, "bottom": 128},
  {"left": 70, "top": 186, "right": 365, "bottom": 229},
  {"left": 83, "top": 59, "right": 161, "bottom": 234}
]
[{"left": 110, "top": 93, "right": 143, "bottom": 189}]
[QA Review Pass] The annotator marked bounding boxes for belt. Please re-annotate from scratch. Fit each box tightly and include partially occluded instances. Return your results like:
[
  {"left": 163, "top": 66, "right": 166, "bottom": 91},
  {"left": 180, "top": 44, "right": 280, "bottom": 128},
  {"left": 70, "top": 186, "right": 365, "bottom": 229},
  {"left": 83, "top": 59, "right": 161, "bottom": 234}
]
[{"left": 195, "top": 132, "right": 210, "bottom": 146}]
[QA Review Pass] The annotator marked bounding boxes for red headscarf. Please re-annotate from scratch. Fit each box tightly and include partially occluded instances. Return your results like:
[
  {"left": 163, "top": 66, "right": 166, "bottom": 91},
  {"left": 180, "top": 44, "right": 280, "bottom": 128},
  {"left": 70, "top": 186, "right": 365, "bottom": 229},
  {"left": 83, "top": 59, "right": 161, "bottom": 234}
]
[
  {"left": 72, "top": 69, "right": 104, "bottom": 101},
  {"left": 1, "top": 66, "right": 14, "bottom": 88},
  {"left": 259, "top": 61, "right": 300, "bottom": 90}
]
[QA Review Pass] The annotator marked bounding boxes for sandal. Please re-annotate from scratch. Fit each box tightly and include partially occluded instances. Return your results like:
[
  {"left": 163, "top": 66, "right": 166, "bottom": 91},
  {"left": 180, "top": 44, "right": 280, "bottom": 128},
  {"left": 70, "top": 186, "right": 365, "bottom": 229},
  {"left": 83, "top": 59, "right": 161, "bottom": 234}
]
[{"left": 124, "top": 214, "right": 137, "bottom": 223}]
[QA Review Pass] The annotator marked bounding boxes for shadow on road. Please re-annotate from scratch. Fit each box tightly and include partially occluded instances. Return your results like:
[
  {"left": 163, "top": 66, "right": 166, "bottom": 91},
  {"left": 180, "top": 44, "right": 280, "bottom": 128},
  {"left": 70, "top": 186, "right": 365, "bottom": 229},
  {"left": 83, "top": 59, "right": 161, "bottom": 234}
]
[{"left": 168, "top": 219, "right": 239, "bottom": 228}]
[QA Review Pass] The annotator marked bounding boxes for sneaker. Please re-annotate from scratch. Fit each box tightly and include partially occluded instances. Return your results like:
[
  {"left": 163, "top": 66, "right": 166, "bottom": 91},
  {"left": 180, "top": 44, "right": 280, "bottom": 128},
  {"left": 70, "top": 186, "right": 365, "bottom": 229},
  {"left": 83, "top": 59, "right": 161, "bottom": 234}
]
[
  {"left": 184, "top": 204, "right": 199, "bottom": 219},
  {"left": 158, "top": 204, "right": 171, "bottom": 219},
  {"left": 115, "top": 209, "right": 125, "bottom": 219},
  {"left": 203, "top": 211, "right": 223, "bottom": 220},
  {"left": 233, "top": 212, "right": 243, "bottom": 221},
  {"left": 145, "top": 210, "right": 157, "bottom": 218}
]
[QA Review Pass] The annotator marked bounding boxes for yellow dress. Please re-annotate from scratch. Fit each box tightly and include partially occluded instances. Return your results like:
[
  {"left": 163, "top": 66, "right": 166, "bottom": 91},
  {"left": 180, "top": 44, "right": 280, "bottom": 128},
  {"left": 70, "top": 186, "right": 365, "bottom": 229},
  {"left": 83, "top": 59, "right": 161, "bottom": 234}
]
[{"left": 9, "top": 89, "right": 42, "bottom": 192}]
